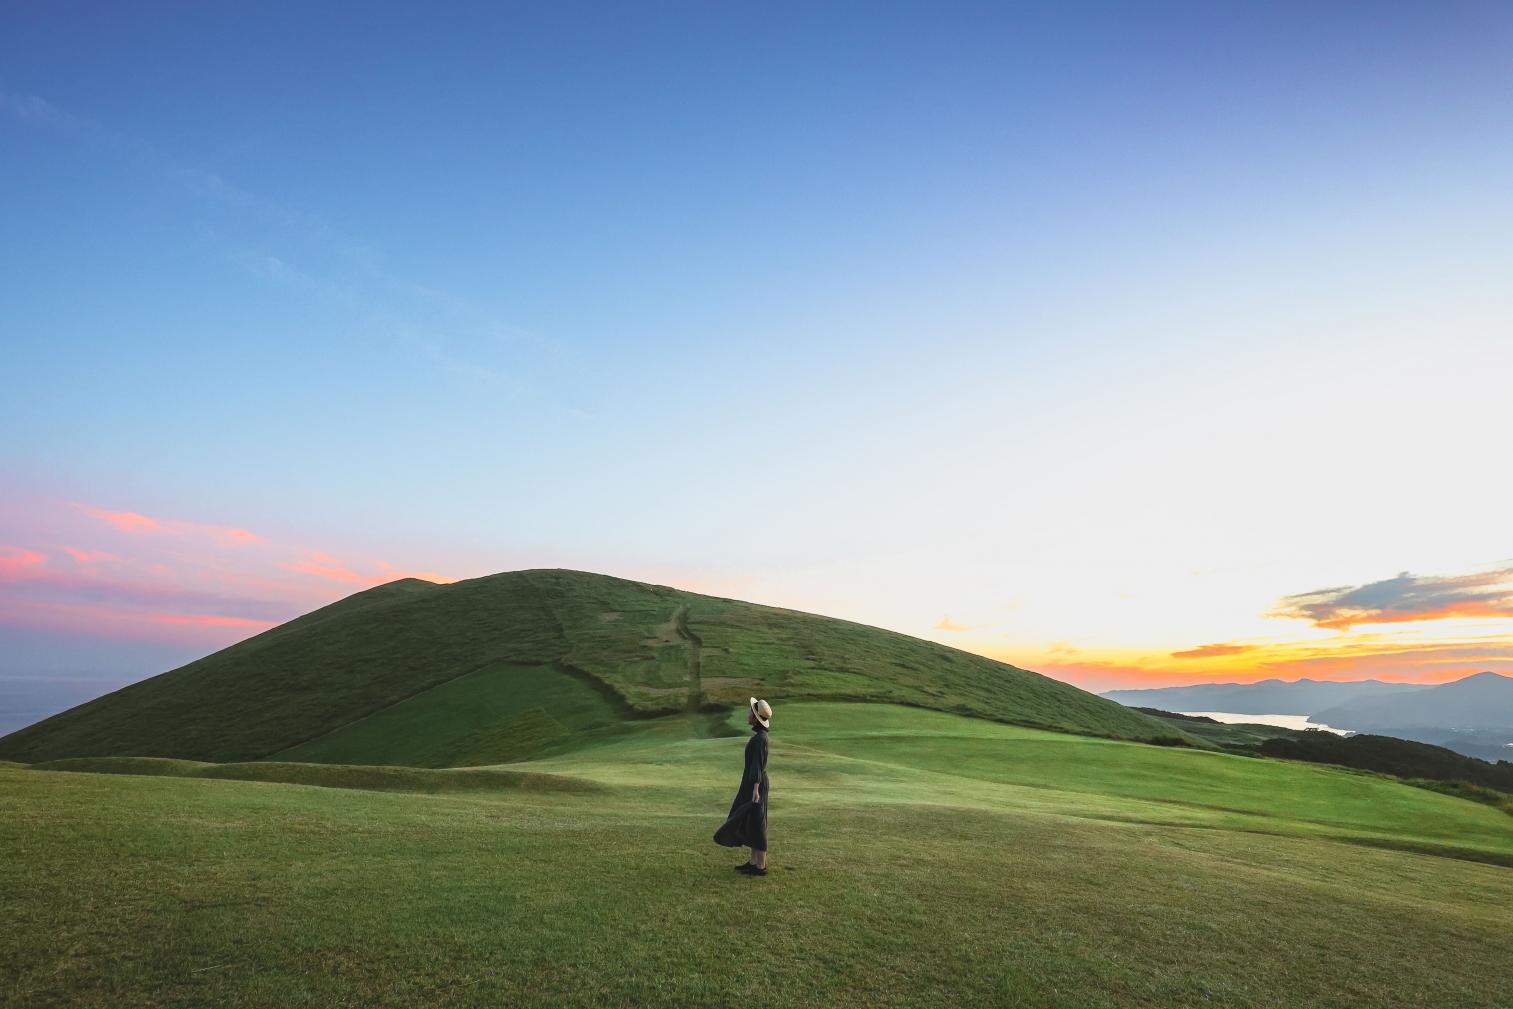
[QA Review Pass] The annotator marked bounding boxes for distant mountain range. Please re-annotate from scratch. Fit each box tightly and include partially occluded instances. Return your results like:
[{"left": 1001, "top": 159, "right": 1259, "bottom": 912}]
[
  {"left": 1101, "top": 678, "right": 1425, "bottom": 717},
  {"left": 1104, "top": 672, "right": 1513, "bottom": 762},
  {"left": 1313, "top": 670, "right": 1513, "bottom": 733}
]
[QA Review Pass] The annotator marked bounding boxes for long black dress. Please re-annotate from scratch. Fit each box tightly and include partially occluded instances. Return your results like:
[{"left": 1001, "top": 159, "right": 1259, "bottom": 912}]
[{"left": 713, "top": 725, "right": 769, "bottom": 851}]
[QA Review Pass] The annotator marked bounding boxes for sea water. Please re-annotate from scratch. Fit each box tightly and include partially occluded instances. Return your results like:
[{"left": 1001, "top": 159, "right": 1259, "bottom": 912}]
[{"left": 1180, "top": 711, "right": 1350, "bottom": 735}]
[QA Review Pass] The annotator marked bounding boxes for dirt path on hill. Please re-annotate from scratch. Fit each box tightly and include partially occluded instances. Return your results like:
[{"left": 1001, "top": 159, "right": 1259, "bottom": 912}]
[{"left": 671, "top": 604, "right": 704, "bottom": 711}]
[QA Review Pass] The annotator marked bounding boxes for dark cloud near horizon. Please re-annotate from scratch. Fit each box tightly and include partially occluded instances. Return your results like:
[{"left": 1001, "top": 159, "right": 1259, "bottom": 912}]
[{"left": 1273, "top": 567, "right": 1513, "bottom": 630}]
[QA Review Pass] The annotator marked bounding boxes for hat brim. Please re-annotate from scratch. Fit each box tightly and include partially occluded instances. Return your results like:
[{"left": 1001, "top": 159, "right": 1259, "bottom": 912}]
[{"left": 749, "top": 697, "right": 771, "bottom": 728}]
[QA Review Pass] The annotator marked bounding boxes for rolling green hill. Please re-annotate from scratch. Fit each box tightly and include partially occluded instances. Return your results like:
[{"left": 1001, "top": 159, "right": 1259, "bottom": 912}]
[
  {"left": 0, "top": 569, "right": 1178, "bottom": 764},
  {"left": 5, "top": 702, "right": 1511, "bottom": 1008}
]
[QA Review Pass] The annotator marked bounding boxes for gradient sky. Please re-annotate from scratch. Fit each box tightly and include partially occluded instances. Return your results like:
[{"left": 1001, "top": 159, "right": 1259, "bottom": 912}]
[{"left": 5, "top": 2, "right": 1513, "bottom": 730}]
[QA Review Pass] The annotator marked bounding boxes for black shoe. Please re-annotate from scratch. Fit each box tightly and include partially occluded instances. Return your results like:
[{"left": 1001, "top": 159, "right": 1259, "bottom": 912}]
[
  {"left": 741, "top": 865, "right": 768, "bottom": 876},
  {"left": 735, "top": 863, "right": 755, "bottom": 872}
]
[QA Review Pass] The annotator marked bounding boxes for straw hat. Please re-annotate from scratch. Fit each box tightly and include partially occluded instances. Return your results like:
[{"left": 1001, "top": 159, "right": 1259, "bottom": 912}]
[{"left": 749, "top": 697, "right": 772, "bottom": 728}]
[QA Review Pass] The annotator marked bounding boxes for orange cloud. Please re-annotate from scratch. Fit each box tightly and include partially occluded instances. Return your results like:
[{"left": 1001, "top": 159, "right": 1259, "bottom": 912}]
[
  {"left": 1272, "top": 567, "right": 1513, "bottom": 630},
  {"left": 0, "top": 546, "right": 47, "bottom": 581},
  {"left": 935, "top": 616, "right": 972, "bottom": 632},
  {"left": 1003, "top": 632, "right": 1513, "bottom": 693},
  {"left": 1308, "top": 599, "right": 1513, "bottom": 628},
  {"left": 1170, "top": 642, "right": 1256, "bottom": 660}
]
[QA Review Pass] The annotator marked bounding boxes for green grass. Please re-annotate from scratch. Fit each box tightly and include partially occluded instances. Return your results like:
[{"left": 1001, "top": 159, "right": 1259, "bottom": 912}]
[
  {"left": 0, "top": 569, "right": 1178, "bottom": 764},
  {"left": 5, "top": 702, "right": 1511, "bottom": 1008},
  {"left": 24, "top": 756, "right": 604, "bottom": 795},
  {"left": 271, "top": 663, "right": 628, "bottom": 766}
]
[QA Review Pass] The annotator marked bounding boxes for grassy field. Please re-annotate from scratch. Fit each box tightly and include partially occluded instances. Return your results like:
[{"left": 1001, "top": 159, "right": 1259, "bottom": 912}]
[
  {"left": 0, "top": 570, "right": 1177, "bottom": 764},
  {"left": 5, "top": 702, "right": 1511, "bottom": 1008}
]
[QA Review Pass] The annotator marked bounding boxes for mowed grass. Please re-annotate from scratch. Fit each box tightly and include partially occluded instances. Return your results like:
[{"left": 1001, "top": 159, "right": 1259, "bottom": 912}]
[{"left": 5, "top": 703, "right": 1512, "bottom": 1009}]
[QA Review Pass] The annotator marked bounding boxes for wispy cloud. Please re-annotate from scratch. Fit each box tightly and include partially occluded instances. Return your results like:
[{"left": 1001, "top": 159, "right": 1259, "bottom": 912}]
[
  {"left": 281, "top": 551, "right": 456, "bottom": 587},
  {"left": 0, "top": 93, "right": 367, "bottom": 256},
  {"left": 72, "top": 503, "right": 260, "bottom": 545},
  {"left": 73, "top": 506, "right": 161, "bottom": 535},
  {"left": 934, "top": 615, "right": 972, "bottom": 632},
  {"left": 60, "top": 546, "right": 118, "bottom": 565},
  {"left": 281, "top": 552, "right": 371, "bottom": 586},
  {"left": 3, "top": 91, "right": 583, "bottom": 411},
  {"left": 1271, "top": 566, "right": 1513, "bottom": 630},
  {"left": 0, "top": 546, "right": 48, "bottom": 581},
  {"left": 1170, "top": 642, "right": 1256, "bottom": 660}
]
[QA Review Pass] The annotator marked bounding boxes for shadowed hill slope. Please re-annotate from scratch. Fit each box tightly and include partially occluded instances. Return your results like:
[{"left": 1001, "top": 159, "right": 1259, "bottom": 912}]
[{"left": 0, "top": 569, "right": 1178, "bottom": 763}]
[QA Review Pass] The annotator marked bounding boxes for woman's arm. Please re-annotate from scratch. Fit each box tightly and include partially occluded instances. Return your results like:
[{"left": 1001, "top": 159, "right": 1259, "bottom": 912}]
[{"left": 752, "top": 734, "right": 768, "bottom": 801}]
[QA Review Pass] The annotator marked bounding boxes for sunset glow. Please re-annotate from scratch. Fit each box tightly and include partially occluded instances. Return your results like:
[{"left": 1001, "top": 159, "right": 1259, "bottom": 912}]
[
  {"left": 5, "top": 488, "right": 1511, "bottom": 694},
  {"left": 3, "top": 3, "right": 1510, "bottom": 706},
  {"left": 0, "top": 499, "right": 451, "bottom": 654}
]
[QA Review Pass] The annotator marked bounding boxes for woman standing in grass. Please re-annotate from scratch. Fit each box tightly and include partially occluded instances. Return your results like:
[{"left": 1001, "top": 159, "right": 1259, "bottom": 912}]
[{"left": 714, "top": 697, "right": 771, "bottom": 875}]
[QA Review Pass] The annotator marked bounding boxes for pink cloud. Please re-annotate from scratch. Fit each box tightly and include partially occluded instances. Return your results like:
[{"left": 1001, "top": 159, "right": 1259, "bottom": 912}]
[
  {"left": 1, "top": 498, "right": 451, "bottom": 654},
  {"left": 75, "top": 506, "right": 162, "bottom": 535},
  {"left": 0, "top": 546, "right": 47, "bottom": 582},
  {"left": 61, "top": 546, "right": 120, "bottom": 567},
  {"left": 72, "top": 502, "right": 261, "bottom": 545},
  {"left": 283, "top": 552, "right": 370, "bottom": 585},
  {"left": 283, "top": 553, "right": 455, "bottom": 587}
]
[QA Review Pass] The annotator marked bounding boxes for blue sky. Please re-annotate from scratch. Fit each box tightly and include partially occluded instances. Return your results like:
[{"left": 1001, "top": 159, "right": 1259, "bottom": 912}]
[{"left": 4, "top": 2, "right": 1513, "bottom": 730}]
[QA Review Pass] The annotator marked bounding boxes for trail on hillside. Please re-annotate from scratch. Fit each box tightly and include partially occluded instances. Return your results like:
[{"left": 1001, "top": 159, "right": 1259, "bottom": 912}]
[{"left": 671, "top": 604, "right": 704, "bottom": 711}]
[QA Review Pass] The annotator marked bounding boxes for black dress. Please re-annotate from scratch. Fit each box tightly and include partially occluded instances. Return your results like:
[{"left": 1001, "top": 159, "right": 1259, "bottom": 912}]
[{"left": 713, "top": 725, "right": 769, "bottom": 851}]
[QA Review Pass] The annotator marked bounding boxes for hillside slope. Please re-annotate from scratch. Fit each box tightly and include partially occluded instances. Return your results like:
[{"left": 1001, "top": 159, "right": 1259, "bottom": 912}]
[{"left": 0, "top": 569, "right": 1176, "bottom": 763}]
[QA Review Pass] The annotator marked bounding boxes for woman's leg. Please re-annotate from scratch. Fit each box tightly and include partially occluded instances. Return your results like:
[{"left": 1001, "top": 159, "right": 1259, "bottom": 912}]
[{"left": 752, "top": 849, "right": 767, "bottom": 869}]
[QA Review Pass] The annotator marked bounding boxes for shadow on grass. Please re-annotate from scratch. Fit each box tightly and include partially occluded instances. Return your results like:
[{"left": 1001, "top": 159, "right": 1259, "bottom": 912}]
[{"left": 27, "top": 757, "right": 606, "bottom": 796}]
